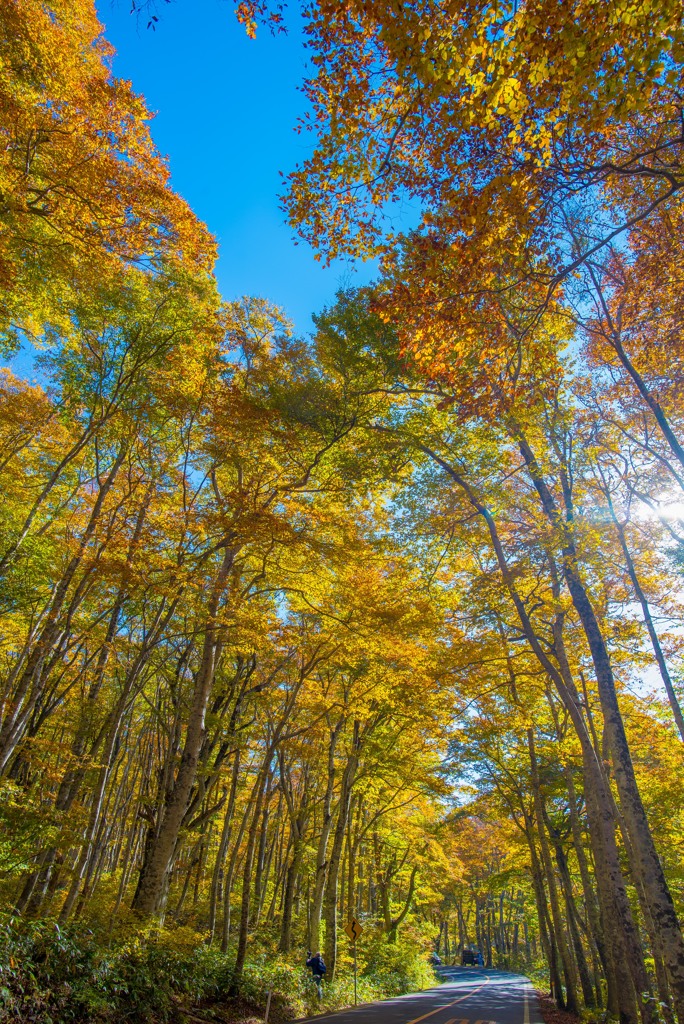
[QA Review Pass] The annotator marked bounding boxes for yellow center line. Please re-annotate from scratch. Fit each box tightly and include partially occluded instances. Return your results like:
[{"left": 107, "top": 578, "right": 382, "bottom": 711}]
[{"left": 405, "top": 975, "right": 491, "bottom": 1024}]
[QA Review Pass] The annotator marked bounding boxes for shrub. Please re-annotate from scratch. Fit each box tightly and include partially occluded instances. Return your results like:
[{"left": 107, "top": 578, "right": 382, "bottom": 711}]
[
  {"left": 0, "top": 916, "right": 439, "bottom": 1022},
  {"left": 361, "top": 926, "right": 436, "bottom": 996}
]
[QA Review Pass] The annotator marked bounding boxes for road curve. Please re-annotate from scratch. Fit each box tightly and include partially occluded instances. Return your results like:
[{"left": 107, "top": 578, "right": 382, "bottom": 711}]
[{"left": 296, "top": 966, "right": 542, "bottom": 1024}]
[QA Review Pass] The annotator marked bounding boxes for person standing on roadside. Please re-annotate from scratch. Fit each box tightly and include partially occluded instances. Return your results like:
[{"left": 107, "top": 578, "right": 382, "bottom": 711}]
[{"left": 306, "top": 951, "right": 326, "bottom": 999}]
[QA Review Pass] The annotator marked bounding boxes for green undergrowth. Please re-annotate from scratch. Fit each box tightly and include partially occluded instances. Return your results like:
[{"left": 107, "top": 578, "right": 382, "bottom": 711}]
[
  {"left": 496, "top": 951, "right": 548, "bottom": 985},
  {"left": 0, "top": 917, "right": 437, "bottom": 1023}
]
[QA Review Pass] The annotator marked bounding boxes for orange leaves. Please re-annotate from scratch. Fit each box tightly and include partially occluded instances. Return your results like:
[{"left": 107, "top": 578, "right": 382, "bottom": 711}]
[
  {"left": 369, "top": 215, "right": 570, "bottom": 420},
  {"left": 233, "top": 0, "right": 286, "bottom": 38},
  {"left": 235, "top": 0, "right": 259, "bottom": 38},
  {"left": 0, "top": 370, "right": 58, "bottom": 455},
  {"left": 273, "top": 0, "right": 684, "bottom": 399},
  {"left": 0, "top": 0, "right": 216, "bottom": 349}
]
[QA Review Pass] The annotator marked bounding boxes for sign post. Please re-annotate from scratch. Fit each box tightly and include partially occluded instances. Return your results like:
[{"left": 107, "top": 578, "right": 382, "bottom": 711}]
[
  {"left": 353, "top": 935, "right": 357, "bottom": 1007},
  {"left": 344, "top": 918, "right": 364, "bottom": 1006}
]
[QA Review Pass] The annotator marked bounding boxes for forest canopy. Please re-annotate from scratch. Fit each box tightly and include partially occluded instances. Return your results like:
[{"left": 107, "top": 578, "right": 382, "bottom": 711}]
[{"left": 1, "top": 1, "right": 684, "bottom": 1023}]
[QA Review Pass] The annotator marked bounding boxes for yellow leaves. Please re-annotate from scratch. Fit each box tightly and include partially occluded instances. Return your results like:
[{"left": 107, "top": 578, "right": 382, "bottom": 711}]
[
  {"left": 0, "top": 0, "right": 216, "bottom": 350},
  {"left": 281, "top": 0, "right": 684, "bottom": 298},
  {"left": 528, "top": 55, "right": 549, "bottom": 86},
  {"left": 235, "top": 1, "right": 259, "bottom": 38}
]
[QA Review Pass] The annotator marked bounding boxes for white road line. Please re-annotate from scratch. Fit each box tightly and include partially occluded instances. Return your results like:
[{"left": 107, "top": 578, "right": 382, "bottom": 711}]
[{"left": 405, "top": 976, "right": 492, "bottom": 1024}]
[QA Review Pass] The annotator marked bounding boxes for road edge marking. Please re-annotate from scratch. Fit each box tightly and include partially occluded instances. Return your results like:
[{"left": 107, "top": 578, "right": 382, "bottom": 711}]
[{"left": 405, "top": 975, "right": 491, "bottom": 1024}]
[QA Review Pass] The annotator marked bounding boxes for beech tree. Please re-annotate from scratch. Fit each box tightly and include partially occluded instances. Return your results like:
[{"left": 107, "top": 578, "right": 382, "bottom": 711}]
[{"left": 3, "top": 3, "right": 684, "bottom": 1021}]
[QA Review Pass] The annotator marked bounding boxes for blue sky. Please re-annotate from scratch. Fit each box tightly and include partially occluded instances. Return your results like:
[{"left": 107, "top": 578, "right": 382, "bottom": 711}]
[{"left": 97, "top": 0, "right": 374, "bottom": 335}]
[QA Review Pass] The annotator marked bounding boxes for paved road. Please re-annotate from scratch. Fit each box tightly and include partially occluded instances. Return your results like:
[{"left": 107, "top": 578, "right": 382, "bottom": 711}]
[{"left": 296, "top": 967, "right": 541, "bottom": 1024}]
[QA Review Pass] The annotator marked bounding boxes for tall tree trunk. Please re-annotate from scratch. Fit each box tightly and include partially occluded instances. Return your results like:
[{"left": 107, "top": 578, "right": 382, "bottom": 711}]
[
  {"left": 551, "top": 832, "right": 596, "bottom": 1007},
  {"left": 0, "top": 443, "right": 128, "bottom": 774},
  {"left": 309, "top": 718, "right": 343, "bottom": 951},
  {"left": 420, "top": 442, "right": 644, "bottom": 1022},
  {"left": 221, "top": 792, "right": 252, "bottom": 954},
  {"left": 207, "top": 750, "right": 241, "bottom": 945},
  {"left": 527, "top": 823, "right": 562, "bottom": 1002},
  {"left": 323, "top": 721, "right": 361, "bottom": 981},
  {"left": 131, "top": 547, "right": 235, "bottom": 917},
  {"left": 280, "top": 834, "right": 305, "bottom": 952},
  {"left": 529, "top": 730, "right": 580, "bottom": 1013},
  {"left": 231, "top": 756, "right": 272, "bottom": 990},
  {"left": 515, "top": 430, "right": 684, "bottom": 1020},
  {"left": 563, "top": 763, "right": 606, "bottom": 1008}
]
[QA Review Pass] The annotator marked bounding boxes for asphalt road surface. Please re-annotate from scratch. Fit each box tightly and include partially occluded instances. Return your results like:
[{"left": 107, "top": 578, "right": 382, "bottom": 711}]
[{"left": 296, "top": 967, "right": 541, "bottom": 1024}]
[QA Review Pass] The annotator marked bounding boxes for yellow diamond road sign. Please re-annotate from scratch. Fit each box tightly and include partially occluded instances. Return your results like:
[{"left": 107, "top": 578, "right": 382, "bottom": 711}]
[{"left": 345, "top": 918, "right": 363, "bottom": 942}]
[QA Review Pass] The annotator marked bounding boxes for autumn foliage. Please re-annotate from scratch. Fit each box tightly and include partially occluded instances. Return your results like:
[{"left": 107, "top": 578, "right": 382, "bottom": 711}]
[{"left": 1, "top": 2, "right": 684, "bottom": 1024}]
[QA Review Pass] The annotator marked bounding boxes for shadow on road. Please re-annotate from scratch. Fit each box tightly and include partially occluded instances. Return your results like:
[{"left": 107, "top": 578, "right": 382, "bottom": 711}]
[{"left": 296, "top": 965, "right": 541, "bottom": 1024}]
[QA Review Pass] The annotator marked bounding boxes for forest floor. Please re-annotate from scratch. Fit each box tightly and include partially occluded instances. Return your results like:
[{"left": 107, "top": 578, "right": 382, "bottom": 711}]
[
  {"left": 179, "top": 992, "right": 295, "bottom": 1024},
  {"left": 536, "top": 991, "right": 592, "bottom": 1024}
]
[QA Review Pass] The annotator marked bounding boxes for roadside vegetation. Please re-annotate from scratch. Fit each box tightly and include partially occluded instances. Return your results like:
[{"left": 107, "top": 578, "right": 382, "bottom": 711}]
[{"left": 0, "top": 918, "right": 436, "bottom": 1022}]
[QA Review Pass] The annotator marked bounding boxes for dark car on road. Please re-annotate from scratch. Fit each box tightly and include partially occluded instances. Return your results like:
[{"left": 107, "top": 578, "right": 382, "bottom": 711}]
[{"left": 461, "top": 949, "right": 476, "bottom": 966}]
